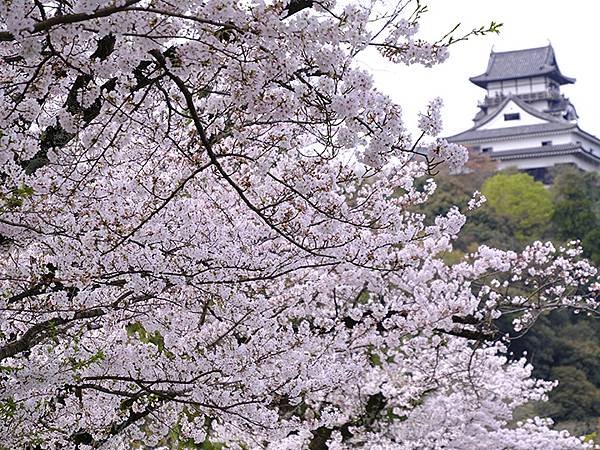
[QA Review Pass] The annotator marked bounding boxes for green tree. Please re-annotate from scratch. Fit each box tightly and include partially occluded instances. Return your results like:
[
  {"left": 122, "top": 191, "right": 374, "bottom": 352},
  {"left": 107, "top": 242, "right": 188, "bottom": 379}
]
[
  {"left": 552, "top": 199, "right": 596, "bottom": 241},
  {"left": 551, "top": 165, "right": 600, "bottom": 207},
  {"left": 582, "top": 229, "right": 600, "bottom": 266},
  {"left": 550, "top": 166, "right": 600, "bottom": 264},
  {"left": 546, "top": 366, "right": 600, "bottom": 422},
  {"left": 482, "top": 172, "right": 554, "bottom": 243},
  {"left": 415, "top": 152, "right": 519, "bottom": 254}
]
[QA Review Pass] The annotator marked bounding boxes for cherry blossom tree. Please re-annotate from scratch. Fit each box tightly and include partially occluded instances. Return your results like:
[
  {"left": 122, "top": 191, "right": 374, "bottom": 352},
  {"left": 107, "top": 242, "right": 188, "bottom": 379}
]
[{"left": 0, "top": 1, "right": 598, "bottom": 449}]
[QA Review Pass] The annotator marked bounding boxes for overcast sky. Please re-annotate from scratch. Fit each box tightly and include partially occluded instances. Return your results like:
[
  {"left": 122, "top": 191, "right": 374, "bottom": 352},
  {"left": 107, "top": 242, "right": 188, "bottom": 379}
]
[{"left": 358, "top": 0, "right": 599, "bottom": 137}]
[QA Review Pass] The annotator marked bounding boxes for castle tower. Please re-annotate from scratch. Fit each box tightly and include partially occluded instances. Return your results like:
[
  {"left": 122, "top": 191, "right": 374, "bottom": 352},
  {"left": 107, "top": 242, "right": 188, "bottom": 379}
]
[{"left": 447, "top": 45, "right": 600, "bottom": 179}]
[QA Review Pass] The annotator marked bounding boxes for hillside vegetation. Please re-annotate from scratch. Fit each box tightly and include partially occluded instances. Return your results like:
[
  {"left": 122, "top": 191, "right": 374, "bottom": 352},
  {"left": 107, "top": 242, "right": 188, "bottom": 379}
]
[{"left": 420, "top": 159, "right": 600, "bottom": 437}]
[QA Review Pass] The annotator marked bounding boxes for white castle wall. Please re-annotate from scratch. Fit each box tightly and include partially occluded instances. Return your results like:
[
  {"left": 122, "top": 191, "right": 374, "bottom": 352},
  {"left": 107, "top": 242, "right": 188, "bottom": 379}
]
[
  {"left": 486, "top": 76, "right": 548, "bottom": 97},
  {"left": 484, "top": 134, "right": 571, "bottom": 152},
  {"left": 479, "top": 101, "right": 547, "bottom": 130}
]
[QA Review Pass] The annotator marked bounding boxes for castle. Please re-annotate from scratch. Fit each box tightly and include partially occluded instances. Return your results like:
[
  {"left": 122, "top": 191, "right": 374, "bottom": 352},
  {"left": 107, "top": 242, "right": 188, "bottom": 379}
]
[{"left": 447, "top": 45, "right": 600, "bottom": 179}]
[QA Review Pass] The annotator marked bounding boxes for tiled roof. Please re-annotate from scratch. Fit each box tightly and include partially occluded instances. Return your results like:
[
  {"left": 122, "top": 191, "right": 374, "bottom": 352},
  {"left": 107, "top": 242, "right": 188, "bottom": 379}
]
[
  {"left": 489, "top": 143, "right": 600, "bottom": 165},
  {"left": 447, "top": 122, "right": 575, "bottom": 143},
  {"left": 470, "top": 45, "right": 575, "bottom": 88}
]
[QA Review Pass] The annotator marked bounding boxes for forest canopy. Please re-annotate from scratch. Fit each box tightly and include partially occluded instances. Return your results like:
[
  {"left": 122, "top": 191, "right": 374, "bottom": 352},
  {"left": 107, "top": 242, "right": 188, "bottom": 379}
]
[{"left": 0, "top": 1, "right": 598, "bottom": 449}]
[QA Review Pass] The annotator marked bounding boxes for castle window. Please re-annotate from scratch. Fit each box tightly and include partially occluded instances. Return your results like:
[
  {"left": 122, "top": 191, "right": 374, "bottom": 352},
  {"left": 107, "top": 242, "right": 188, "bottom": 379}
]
[
  {"left": 541, "top": 140, "right": 552, "bottom": 146},
  {"left": 504, "top": 113, "right": 520, "bottom": 121},
  {"left": 481, "top": 147, "right": 492, "bottom": 153}
]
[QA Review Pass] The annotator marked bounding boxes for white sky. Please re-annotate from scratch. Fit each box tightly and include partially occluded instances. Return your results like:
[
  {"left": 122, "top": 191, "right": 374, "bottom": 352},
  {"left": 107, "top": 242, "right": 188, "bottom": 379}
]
[{"left": 358, "top": 0, "right": 599, "bottom": 137}]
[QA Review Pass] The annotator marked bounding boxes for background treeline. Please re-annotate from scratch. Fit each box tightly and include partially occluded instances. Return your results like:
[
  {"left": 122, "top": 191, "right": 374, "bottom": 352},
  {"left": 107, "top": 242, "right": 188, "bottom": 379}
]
[{"left": 418, "top": 155, "right": 600, "bottom": 439}]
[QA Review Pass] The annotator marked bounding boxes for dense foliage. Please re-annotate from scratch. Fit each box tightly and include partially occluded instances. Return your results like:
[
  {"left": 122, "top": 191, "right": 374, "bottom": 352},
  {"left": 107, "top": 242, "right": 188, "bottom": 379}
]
[
  {"left": 0, "top": 1, "right": 598, "bottom": 449},
  {"left": 421, "top": 163, "right": 600, "bottom": 440},
  {"left": 551, "top": 167, "right": 600, "bottom": 266},
  {"left": 482, "top": 172, "right": 554, "bottom": 243}
]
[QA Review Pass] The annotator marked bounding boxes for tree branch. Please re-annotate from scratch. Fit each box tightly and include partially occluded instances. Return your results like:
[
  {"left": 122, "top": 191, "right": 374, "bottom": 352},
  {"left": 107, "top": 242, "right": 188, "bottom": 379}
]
[
  {"left": 0, "top": 308, "right": 105, "bottom": 361},
  {"left": 0, "top": 0, "right": 143, "bottom": 42}
]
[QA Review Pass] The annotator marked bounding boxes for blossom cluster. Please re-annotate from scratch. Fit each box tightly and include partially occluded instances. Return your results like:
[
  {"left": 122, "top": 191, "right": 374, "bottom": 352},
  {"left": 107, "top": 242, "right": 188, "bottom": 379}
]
[
  {"left": 418, "top": 97, "right": 444, "bottom": 137},
  {"left": 426, "top": 138, "right": 470, "bottom": 170},
  {"left": 0, "top": 1, "right": 597, "bottom": 449}
]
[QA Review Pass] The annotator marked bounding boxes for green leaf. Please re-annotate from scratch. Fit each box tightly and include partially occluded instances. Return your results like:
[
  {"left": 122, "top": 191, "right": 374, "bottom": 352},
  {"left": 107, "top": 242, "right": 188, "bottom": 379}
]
[
  {"left": 0, "top": 398, "right": 17, "bottom": 419},
  {"left": 2, "top": 184, "right": 35, "bottom": 210},
  {"left": 69, "top": 350, "right": 106, "bottom": 370},
  {"left": 126, "top": 322, "right": 174, "bottom": 358}
]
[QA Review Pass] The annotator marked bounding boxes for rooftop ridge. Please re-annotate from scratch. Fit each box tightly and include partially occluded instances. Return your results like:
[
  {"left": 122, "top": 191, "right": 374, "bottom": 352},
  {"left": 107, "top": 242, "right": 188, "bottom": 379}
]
[
  {"left": 469, "top": 45, "right": 575, "bottom": 88},
  {"left": 489, "top": 45, "right": 552, "bottom": 55},
  {"left": 447, "top": 121, "right": 576, "bottom": 143}
]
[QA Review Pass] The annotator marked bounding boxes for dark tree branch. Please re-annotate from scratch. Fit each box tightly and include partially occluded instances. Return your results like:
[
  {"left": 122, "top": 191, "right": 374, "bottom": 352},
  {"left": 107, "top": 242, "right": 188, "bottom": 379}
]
[
  {"left": 435, "top": 327, "right": 498, "bottom": 342},
  {"left": 0, "top": 308, "right": 105, "bottom": 361},
  {"left": 284, "top": 0, "right": 314, "bottom": 18},
  {"left": 149, "top": 49, "right": 333, "bottom": 258},
  {"left": 0, "top": 0, "right": 143, "bottom": 42}
]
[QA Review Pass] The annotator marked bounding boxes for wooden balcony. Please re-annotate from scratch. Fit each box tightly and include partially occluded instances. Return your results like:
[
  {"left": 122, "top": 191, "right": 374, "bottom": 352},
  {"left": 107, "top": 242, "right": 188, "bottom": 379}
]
[{"left": 478, "top": 90, "right": 562, "bottom": 107}]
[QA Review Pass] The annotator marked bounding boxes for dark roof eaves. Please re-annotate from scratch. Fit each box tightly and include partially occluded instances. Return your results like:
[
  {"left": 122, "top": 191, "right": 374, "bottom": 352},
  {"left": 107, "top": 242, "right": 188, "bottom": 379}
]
[
  {"left": 490, "top": 144, "right": 600, "bottom": 164},
  {"left": 470, "top": 70, "right": 575, "bottom": 87},
  {"left": 490, "top": 143, "right": 580, "bottom": 158},
  {"left": 469, "top": 45, "right": 575, "bottom": 87},
  {"left": 470, "top": 71, "right": 550, "bottom": 85},
  {"left": 447, "top": 123, "right": 576, "bottom": 144},
  {"left": 574, "top": 126, "right": 600, "bottom": 147}
]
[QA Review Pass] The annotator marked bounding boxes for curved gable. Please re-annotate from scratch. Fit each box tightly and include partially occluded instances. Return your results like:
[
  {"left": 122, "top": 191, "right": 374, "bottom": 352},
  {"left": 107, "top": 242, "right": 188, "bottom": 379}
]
[{"left": 478, "top": 99, "right": 549, "bottom": 130}]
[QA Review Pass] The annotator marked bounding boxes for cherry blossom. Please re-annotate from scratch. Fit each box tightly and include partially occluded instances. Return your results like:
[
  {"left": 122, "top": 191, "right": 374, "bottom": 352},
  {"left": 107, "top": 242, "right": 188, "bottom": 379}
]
[{"left": 0, "top": 1, "right": 598, "bottom": 449}]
